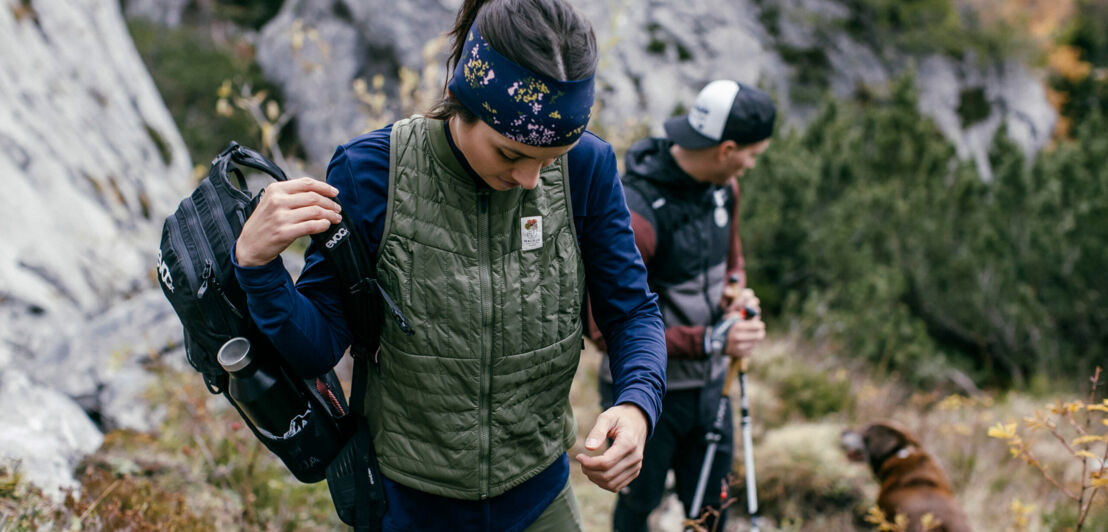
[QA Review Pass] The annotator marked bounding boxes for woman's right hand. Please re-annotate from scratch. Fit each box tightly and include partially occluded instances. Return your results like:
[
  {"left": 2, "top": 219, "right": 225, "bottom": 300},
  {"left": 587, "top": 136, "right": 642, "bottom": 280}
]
[{"left": 235, "top": 177, "right": 343, "bottom": 267}]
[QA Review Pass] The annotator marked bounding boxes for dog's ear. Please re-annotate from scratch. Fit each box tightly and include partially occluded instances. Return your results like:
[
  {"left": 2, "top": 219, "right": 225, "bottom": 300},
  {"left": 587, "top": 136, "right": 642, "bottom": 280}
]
[
  {"left": 841, "top": 428, "right": 867, "bottom": 462},
  {"left": 864, "top": 423, "right": 909, "bottom": 472}
]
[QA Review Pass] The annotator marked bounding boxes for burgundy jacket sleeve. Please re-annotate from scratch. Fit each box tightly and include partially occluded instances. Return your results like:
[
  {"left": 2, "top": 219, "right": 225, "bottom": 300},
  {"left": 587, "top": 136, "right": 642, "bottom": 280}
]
[{"left": 588, "top": 210, "right": 711, "bottom": 360}]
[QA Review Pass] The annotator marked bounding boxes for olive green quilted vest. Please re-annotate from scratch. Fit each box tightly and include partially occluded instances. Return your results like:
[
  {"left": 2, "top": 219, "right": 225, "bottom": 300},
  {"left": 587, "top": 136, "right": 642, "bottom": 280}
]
[{"left": 366, "top": 116, "right": 585, "bottom": 500}]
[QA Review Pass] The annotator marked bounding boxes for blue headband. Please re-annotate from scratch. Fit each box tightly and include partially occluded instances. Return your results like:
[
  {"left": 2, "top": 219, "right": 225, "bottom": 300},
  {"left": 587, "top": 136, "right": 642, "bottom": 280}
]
[{"left": 447, "top": 25, "right": 595, "bottom": 147}]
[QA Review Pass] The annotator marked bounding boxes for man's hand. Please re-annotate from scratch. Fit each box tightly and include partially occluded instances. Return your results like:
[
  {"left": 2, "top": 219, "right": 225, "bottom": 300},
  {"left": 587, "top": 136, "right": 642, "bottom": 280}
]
[
  {"left": 724, "top": 318, "right": 765, "bottom": 359},
  {"left": 575, "top": 404, "right": 648, "bottom": 492},
  {"left": 707, "top": 288, "right": 765, "bottom": 359},
  {"left": 235, "top": 177, "right": 343, "bottom": 267}
]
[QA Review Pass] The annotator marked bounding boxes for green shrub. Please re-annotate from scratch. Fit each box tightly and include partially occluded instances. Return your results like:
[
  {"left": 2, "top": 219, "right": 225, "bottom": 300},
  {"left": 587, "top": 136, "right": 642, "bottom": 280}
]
[
  {"left": 771, "top": 362, "right": 856, "bottom": 421},
  {"left": 212, "top": 0, "right": 285, "bottom": 30},
  {"left": 741, "top": 74, "right": 1107, "bottom": 387},
  {"left": 127, "top": 18, "right": 294, "bottom": 170}
]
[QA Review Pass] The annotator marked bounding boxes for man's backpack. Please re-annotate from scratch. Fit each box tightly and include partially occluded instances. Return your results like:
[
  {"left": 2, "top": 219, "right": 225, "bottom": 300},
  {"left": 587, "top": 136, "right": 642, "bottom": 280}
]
[{"left": 158, "top": 142, "right": 409, "bottom": 529}]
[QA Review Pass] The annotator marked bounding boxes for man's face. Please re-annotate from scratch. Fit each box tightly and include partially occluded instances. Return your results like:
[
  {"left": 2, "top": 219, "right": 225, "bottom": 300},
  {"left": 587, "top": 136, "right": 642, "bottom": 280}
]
[
  {"left": 725, "top": 139, "right": 770, "bottom": 181},
  {"left": 451, "top": 117, "right": 577, "bottom": 191}
]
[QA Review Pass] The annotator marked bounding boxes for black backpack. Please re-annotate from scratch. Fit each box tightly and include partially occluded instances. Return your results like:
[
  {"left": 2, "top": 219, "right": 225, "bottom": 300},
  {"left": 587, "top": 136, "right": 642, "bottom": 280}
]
[{"left": 158, "top": 142, "right": 410, "bottom": 529}]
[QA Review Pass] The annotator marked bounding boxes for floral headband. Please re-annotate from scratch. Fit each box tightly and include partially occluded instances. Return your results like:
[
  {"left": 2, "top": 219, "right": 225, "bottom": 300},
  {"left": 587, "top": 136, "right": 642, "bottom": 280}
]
[{"left": 447, "top": 24, "right": 595, "bottom": 147}]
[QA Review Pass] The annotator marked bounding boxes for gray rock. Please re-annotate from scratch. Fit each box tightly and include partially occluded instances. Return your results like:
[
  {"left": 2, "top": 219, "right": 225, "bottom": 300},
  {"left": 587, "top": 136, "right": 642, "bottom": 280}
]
[
  {"left": 917, "top": 54, "right": 1056, "bottom": 181},
  {"left": 24, "top": 290, "right": 185, "bottom": 433},
  {"left": 255, "top": 0, "right": 458, "bottom": 166},
  {"left": 0, "top": 0, "right": 194, "bottom": 361},
  {"left": 123, "top": 0, "right": 192, "bottom": 28},
  {"left": 253, "top": 0, "right": 1055, "bottom": 178},
  {"left": 0, "top": 368, "right": 103, "bottom": 499}
]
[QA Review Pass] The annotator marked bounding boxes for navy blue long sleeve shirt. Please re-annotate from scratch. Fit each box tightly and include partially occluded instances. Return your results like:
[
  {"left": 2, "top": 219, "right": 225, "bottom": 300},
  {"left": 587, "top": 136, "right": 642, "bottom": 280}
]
[{"left": 234, "top": 122, "right": 665, "bottom": 530}]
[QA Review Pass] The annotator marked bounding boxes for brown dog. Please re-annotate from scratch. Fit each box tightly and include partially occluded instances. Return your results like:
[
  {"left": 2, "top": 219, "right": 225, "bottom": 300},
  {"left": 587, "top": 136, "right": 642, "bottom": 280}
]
[{"left": 841, "top": 422, "right": 972, "bottom": 532}]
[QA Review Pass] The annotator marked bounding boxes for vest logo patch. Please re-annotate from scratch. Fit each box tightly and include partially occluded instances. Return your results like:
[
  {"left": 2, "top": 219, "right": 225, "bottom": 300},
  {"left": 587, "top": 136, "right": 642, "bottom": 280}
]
[{"left": 521, "top": 216, "right": 543, "bottom": 251}]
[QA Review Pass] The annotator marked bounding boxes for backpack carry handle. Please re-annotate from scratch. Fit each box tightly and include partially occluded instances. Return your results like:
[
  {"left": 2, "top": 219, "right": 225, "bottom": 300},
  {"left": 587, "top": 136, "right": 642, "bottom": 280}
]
[{"left": 223, "top": 141, "right": 288, "bottom": 182}]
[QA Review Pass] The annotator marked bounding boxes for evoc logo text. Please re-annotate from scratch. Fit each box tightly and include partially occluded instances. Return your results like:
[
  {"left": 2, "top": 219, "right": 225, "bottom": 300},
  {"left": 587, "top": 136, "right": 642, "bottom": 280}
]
[
  {"left": 156, "top": 250, "right": 174, "bottom": 293},
  {"left": 325, "top": 227, "right": 349, "bottom": 249}
]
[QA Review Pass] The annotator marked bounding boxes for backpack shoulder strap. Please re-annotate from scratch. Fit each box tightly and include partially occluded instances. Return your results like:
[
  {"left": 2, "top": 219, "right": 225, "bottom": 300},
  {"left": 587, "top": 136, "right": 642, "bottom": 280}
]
[{"left": 308, "top": 194, "right": 412, "bottom": 418}]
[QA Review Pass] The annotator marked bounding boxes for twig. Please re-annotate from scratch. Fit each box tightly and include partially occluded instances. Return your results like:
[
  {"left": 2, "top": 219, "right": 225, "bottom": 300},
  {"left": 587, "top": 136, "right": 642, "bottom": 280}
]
[
  {"left": 193, "top": 434, "right": 218, "bottom": 473},
  {"left": 1075, "top": 367, "right": 1104, "bottom": 529},
  {"left": 1022, "top": 449, "right": 1079, "bottom": 501},
  {"left": 78, "top": 478, "right": 121, "bottom": 523}
]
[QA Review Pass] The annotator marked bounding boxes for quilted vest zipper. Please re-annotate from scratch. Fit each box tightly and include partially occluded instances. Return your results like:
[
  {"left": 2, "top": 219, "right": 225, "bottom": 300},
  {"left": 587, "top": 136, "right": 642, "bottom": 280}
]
[{"left": 477, "top": 190, "right": 492, "bottom": 499}]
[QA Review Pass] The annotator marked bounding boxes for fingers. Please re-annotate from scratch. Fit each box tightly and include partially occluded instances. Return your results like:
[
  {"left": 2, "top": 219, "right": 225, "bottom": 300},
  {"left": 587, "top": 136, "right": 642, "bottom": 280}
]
[
  {"left": 282, "top": 176, "right": 339, "bottom": 197},
  {"left": 582, "top": 411, "right": 614, "bottom": 451},
  {"left": 576, "top": 436, "right": 643, "bottom": 492},
  {"left": 727, "top": 319, "right": 765, "bottom": 358},
  {"left": 576, "top": 405, "right": 648, "bottom": 492},
  {"left": 279, "top": 203, "right": 343, "bottom": 226},
  {"left": 738, "top": 288, "right": 761, "bottom": 312},
  {"left": 236, "top": 176, "right": 341, "bottom": 266}
]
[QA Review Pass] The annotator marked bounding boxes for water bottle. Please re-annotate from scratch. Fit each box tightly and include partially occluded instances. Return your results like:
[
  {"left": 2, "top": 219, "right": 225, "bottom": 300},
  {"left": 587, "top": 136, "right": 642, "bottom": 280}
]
[{"left": 217, "top": 336, "right": 310, "bottom": 438}]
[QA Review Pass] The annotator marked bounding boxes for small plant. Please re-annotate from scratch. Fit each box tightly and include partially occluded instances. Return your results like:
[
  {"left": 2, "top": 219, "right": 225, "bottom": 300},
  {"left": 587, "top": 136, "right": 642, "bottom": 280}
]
[
  {"left": 864, "top": 505, "right": 942, "bottom": 531},
  {"left": 987, "top": 367, "right": 1107, "bottom": 531},
  {"left": 216, "top": 79, "right": 294, "bottom": 170},
  {"left": 351, "top": 35, "right": 447, "bottom": 133}
]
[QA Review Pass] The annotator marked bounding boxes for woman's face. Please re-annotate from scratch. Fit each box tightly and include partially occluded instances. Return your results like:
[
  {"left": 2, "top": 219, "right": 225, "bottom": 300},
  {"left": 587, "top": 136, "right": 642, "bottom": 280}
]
[{"left": 451, "top": 117, "right": 578, "bottom": 191}]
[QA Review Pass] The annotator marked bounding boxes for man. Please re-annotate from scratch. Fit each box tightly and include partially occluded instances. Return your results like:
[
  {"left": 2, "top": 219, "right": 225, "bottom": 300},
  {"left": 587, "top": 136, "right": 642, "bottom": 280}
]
[{"left": 593, "top": 79, "right": 775, "bottom": 532}]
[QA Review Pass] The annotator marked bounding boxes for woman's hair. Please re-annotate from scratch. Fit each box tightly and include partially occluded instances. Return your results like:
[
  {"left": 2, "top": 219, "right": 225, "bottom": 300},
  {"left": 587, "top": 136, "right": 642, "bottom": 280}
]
[{"left": 425, "top": 0, "right": 598, "bottom": 121}]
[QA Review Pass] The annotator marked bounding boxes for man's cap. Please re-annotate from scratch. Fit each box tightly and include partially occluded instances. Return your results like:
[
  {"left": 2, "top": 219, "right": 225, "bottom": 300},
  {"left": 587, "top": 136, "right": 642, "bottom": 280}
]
[{"left": 664, "top": 80, "right": 777, "bottom": 149}]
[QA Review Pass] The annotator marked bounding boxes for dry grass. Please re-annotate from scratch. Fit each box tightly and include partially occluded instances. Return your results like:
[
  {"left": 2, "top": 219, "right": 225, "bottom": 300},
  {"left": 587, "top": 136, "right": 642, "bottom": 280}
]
[{"left": 568, "top": 336, "right": 1107, "bottom": 532}]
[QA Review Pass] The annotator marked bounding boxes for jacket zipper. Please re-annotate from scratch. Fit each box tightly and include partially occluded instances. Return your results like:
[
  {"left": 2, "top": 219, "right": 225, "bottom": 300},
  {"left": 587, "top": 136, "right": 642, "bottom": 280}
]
[{"left": 477, "top": 191, "right": 492, "bottom": 499}]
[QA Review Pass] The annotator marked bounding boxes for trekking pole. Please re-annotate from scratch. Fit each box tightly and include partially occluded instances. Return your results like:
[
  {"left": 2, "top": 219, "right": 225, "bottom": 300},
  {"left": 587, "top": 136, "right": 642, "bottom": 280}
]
[
  {"left": 686, "top": 281, "right": 760, "bottom": 531},
  {"left": 736, "top": 353, "right": 760, "bottom": 532}
]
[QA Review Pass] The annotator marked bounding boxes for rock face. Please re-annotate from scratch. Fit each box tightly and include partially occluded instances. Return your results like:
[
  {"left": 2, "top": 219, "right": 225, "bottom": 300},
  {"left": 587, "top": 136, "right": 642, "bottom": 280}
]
[
  {"left": 256, "top": 0, "right": 462, "bottom": 167},
  {"left": 254, "top": 0, "right": 1055, "bottom": 178},
  {"left": 0, "top": 0, "right": 193, "bottom": 491},
  {"left": 0, "top": 0, "right": 192, "bottom": 359}
]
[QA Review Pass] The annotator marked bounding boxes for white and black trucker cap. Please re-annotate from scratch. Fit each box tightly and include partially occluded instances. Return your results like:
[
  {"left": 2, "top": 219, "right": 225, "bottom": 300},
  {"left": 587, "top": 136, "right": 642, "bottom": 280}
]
[{"left": 664, "top": 80, "right": 777, "bottom": 149}]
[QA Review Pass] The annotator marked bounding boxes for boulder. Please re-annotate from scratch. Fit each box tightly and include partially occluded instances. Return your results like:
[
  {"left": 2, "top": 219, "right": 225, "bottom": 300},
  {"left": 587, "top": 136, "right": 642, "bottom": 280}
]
[
  {"left": 0, "top": 369, "right": 104, "bottom": 500},
  {"left": 24, "top": 290, "right": 187, "bottom": 433}
]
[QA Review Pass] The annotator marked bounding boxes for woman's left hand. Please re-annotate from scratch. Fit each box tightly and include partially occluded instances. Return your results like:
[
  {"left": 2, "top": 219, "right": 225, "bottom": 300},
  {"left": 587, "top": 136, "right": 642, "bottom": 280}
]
[{"left": 575, "top": 404, "right": 648, "bottom": 492}]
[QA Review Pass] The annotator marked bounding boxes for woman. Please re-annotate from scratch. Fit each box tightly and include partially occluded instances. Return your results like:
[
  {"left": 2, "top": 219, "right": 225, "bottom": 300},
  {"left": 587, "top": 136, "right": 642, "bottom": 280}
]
[{"left": 233, "top": 0, "right": 666, "bottom": 529}]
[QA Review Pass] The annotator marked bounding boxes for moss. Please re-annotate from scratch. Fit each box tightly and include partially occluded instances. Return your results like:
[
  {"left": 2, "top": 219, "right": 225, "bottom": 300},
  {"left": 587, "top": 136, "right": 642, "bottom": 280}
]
[
  {"left": 646, "top": 38, "right": 667, "bottom": 55},
  {"left": 676, "top": 43, "right": 693, "bottom": 62},
  {"left": 956, "top": 87, "right": 990, "bottom": 128},
  {"left": 757, "top": 1, "right": 782, "bottom": 38},
  {"left": 144, "top": 122, "right": 173, "bottom": 166},
  {"left": 211, "top": 0, "right": 284, "bottom": 30}
]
